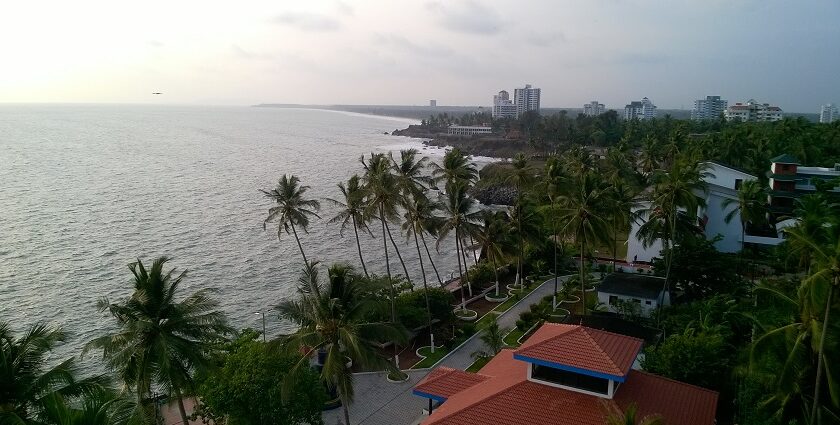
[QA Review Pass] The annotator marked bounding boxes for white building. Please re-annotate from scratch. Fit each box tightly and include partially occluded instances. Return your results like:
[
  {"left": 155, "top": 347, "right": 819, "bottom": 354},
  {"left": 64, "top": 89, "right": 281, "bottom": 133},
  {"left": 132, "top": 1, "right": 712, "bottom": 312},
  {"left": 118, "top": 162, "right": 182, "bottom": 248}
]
[
  {"left": 514, "top": 84, "right": 541, "bottom": 117},
  {"left": 583, "top": 101, "right": 605, "bottom": 117},
  {"left": 820, "top": 103, "right": 839, "bottom": 123},
  {"left": 691, "top": 96, "right": 728, "bottom": 121},
  {"left": 429, "top": 99, "right": 437, "bottom": 107},
  {"left": 597, "top": 273, "right": 669, "bottom": 318},
  {"left": 447, "top": 125, "right": 493, "bottom": 136},
  {"left": 492, "top": 90, "right": 517, "bottom": 119},
  {"left": 624, "top": 97, "right": 656, "bottom": 120},
  {"left": 724, "top": 99, "right": 783, "bottom": 122}
]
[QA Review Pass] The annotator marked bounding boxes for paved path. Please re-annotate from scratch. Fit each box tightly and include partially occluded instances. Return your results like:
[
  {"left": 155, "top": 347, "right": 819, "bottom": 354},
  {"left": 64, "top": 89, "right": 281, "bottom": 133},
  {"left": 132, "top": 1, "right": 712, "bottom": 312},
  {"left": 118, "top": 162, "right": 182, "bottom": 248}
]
[{"left": 322, "top": 275, "right": 573, "bottom": 425}]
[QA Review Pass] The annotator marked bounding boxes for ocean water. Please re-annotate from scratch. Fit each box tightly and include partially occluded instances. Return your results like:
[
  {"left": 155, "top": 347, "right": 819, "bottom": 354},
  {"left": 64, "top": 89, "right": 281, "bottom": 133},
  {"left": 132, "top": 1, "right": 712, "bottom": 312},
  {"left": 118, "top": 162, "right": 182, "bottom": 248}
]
[{"left": 0, "top": 104, "right": 477, "bottom": 366}]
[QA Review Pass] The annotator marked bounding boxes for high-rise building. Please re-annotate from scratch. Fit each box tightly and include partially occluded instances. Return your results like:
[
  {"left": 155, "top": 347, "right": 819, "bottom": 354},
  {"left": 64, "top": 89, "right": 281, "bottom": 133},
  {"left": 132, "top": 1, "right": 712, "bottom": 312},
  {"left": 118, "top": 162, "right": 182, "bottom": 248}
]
[
  {"left": 624, "top": 97, "right": 657, "bottom": 120},
  {"left": 724, "top": 99, "right": 783, "bottom": 122},
  {"left": 583, "top": 101, "right": 605, "bottom": 117},
  {"left": 513, "top": 84, "right": 541, "bottom": 117},
  {"left": 429, "top": 99, "right": 437, "bottom": 107},
  {"left": 820, "top": 103, "right": 838, "bottom": 123},
  {"left": 492, "top": 90, "right": 517, "bottom": 119},
  {"left": 691, "top": 96, "right": 728, "bottom": 121}
]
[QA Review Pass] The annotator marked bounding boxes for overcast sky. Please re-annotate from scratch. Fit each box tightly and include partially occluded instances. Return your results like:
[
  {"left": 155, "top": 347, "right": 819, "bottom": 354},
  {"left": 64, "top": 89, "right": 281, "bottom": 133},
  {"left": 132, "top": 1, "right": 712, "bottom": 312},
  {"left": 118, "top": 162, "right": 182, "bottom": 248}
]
[{"left": 1, "top": 0, "right": 838, "bottom": 111}]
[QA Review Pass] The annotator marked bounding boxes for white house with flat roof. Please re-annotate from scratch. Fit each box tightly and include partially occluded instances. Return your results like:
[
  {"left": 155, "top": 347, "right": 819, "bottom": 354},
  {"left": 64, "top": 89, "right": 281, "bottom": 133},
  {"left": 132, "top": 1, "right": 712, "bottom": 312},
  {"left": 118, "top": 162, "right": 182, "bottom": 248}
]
[{"left": 447, "top": 125, "right": 492, "bottom": 136}]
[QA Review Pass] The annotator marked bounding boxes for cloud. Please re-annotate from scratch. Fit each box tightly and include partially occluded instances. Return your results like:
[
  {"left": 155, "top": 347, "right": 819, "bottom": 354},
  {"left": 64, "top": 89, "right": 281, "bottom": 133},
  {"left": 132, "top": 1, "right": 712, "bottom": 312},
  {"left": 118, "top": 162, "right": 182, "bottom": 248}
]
[
  {"left": 612, "top": 52, "right": 671, "bottom": 65},
  {"left": 231, "top": 44, "right": 274, "bottom": 60},
  {"left": 147, "top": 40, "right": 164, "bottom": 48},
  {"left": 523, "top": 31, "right": 566, "bottom": 47},
  {"left": 371, "top": 34, "right": 453, "bottom": 58},
  {"left": 335, "top": 1, "right": 354, "bottom": 16},
  {"left": 426, "top": 0, "right": 503, "bottom": 35},
  {"left": 270, "top": 12, "right": 342, "bottom": 32}
]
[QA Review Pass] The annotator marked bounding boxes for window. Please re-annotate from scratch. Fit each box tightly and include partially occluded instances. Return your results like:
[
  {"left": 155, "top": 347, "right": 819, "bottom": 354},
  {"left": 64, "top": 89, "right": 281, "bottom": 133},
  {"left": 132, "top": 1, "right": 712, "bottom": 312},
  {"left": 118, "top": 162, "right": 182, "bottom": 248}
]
[
  {"left": 645, "top": 300, "right": 652, "bottom": 305},
  {"left": 609, "top": 295, "right": 618, "bottom": 305},
  {"left": 531, "top": 364, "right": 610, "bottom": 395},
  {"left": 735, "top": 179, "right": 743, "bottom": 190}
]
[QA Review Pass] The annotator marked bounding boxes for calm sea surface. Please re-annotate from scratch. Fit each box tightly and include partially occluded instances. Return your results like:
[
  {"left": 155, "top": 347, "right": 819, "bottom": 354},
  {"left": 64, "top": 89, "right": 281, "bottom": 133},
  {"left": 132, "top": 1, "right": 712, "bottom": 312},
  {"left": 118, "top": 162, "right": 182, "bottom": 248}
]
[{"left": 0, "top": 104, "right": 477, "bottom": 367}]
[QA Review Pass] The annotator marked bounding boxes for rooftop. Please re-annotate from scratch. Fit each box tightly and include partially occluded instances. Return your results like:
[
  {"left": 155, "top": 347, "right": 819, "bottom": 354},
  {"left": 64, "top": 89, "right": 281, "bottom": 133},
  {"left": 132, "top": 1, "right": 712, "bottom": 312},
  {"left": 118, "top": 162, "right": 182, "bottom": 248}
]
[
  {"left": 513, "top": 324, "right": 643, "bottom": 381},
  {"left": 413, "top": 367, "right": 490, "bottom": 401},
  {"left": 597, "top": 272, "right": 667, "bottom": 300},
  {"left": 770, "top": 154, "right": 800, "bottom": 164},
  {"left": 418, "top": 325, "right": 719, "bottom": 425}
]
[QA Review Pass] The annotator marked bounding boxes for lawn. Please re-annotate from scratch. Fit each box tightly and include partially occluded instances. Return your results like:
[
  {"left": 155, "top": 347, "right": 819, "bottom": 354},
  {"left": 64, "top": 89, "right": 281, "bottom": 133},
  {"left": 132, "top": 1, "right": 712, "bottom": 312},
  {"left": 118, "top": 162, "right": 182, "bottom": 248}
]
[
  {"left": 502, "top": 328, "right": 525, "bottom": 347},
  {"left": 466, "top": 356, "right": 491, "bottom": 373},
  {"left": 412, "top": 346, "right": 450, "bottom": 369}
]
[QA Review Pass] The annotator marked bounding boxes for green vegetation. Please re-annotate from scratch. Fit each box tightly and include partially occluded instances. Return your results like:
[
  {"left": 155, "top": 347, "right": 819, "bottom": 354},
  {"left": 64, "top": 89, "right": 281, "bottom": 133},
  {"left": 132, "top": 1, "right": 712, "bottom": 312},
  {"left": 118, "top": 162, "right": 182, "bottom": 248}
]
[
  {"left": 466, "top": 356, "right": 491, "bottom": 373},
  {"left": 413, "top": 346, "right": 450, "bottom": 369}
]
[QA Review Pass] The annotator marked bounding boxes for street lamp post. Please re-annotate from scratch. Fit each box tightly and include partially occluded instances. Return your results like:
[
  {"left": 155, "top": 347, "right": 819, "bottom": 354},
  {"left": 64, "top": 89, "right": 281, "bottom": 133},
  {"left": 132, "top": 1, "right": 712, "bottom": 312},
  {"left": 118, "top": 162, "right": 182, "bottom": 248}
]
[{"left": 255, "top": 311, "right": 266, "bottom": 342}]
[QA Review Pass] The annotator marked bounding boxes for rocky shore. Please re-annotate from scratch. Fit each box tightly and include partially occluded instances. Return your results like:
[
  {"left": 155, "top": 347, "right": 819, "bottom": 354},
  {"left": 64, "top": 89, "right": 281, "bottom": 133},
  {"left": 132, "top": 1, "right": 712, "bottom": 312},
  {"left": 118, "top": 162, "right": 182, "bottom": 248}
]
[{"left": 391, "top": 125, "right": 536, "bottom": 159}]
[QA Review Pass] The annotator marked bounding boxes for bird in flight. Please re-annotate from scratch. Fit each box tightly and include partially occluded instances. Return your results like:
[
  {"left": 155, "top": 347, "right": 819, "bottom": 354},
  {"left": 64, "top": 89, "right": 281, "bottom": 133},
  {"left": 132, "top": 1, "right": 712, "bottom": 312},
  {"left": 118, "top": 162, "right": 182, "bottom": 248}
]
[{"left": 152, "top": 92, "right": 162, "bottom": 95}]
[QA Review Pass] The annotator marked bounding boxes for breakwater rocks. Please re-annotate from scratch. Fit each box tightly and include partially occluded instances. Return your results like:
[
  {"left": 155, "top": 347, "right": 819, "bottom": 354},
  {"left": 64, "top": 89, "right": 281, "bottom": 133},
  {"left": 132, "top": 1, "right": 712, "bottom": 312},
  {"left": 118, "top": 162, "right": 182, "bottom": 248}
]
[{"left": 470, "top": 185, "right": 516, "bottom": 206}]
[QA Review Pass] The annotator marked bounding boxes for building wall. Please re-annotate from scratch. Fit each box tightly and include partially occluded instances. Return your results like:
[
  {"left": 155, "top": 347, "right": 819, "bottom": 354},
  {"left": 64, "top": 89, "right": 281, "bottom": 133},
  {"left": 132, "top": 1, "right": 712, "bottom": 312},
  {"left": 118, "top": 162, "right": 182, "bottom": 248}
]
[
  {"left": 820, "top": 104, "right": 838, "bottom": 123},
  {"left": 626, "top": 202, "right": 662, "bottom": 263},
  {"left": 447, "top": 126, "right": 492, "bottom": 136},
  {"left": 514, "top": 84, "right": 541, "bottom": 117},
  {"left": 598, "top": 290, "right": 667, "bottom": 317}
]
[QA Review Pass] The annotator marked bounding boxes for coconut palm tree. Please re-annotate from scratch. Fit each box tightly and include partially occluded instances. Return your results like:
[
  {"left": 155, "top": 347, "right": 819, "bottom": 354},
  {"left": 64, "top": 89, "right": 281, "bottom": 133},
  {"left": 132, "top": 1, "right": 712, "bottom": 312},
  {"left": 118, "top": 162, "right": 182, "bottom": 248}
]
[
  {"left": 784, "top": 194, "right": 833, "bottom": 274},
  {"left": 326, "top": 175, "right": 371, "bottom": 277},
  {"left": 86, "top": 257, "right": 232, "bottom": 425},
  {"left": 360, "top": 153, "right": 413, "bottom": 286},
  {"left": 38, "top": 388, "right": 137, "bottom": 425},
  {"left": 506, "top": 153, "right": 535, "bottom": 288},
  {"left": 557, "top": 172, "right": 612, "bottom": 314},
  {"left": 430, "top": 148, "right": 478, "bottom": 187},
  {"left": 391, "top": 149, "right": 431, "bottom": 201},
  {"left": 1, "top": 322, "right": 108, "bottom": 424},
  {"left": 437, "top": 181, "right": 481, "bottom": 311},
  {"left": 471, "top": 317, "right": 508, "bottom": 359},
  {"left": 723, "top": 179, "right": 767, "bottom": 273},
  {"left": 639, "top": 135, "right": 661, "bottom": 175},
  {"left": 261, "top": 174, "right": 321, "bottom": 265},
  {"left": 606, "top": 181, "right": 641, "bottom": 268},
  {"left": 276, "top": 262, "right": 406, "bottom": 425},
  {"left": 472, "top": 210, "right": 511, "bottom": 298},
  {"left": 402, "top": 194, "right": 438, "bottom": 351}
]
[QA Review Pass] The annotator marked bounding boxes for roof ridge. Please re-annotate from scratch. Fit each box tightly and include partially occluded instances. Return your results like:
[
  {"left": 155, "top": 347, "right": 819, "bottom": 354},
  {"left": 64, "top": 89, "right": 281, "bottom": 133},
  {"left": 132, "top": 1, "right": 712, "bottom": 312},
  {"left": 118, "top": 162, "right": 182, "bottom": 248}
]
[
  {"left": 630, "top": 370, "right": 719, "bottom": 394},
  {"left": 580, "top": 327, "right": 622, "bottom": 375},
  {"left": 419, "top": 367, "right": 457, "bottom": 388}
]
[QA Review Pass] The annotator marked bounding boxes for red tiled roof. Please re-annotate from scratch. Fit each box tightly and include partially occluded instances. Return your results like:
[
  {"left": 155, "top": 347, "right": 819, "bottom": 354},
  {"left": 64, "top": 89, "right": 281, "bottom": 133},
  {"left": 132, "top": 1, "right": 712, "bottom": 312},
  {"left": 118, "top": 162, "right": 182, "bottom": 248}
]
[
  {"left": 513, "top": 324, "right": 643, "bottom": 379},
  {"left": 413, "top": 367, "right": 490, "bottom": 399},
  {"left": 417, "top": 325, "right": 718, "bottom": 425},
  {"left": 615, "top": 370, "right": 719, "bottom": 425}
]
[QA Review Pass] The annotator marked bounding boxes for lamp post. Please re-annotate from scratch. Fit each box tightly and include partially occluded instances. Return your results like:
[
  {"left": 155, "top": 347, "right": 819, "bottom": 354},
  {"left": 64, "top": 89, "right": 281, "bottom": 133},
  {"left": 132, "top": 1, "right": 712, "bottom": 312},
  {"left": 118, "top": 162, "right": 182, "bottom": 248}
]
[{"left": 255, "top": 311, "right": 266, "bottom": 342}]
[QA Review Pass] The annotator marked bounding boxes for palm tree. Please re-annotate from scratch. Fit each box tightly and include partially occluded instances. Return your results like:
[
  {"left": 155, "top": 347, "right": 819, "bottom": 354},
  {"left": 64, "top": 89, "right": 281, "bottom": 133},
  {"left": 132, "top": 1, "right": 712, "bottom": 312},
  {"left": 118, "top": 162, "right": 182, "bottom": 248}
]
[
  {"left": 506, "top": 153, "right": 535, "bottom": 288},
  {"left": 261, "top": 174, "right": 321, "bottom": 265},
  {"left": 360, "top": 153, "right": 413, "bottom": 286},
  {"left": 784, "top": 224, "right": 840, "bottom": 425},
  {"left": 471, "top": 317, "right": 507, "bottom": 359},
  {"left": 606, "top": 181, "right": 640, "bottom": 268},
  {"left": 277, "top": 263, "right": 407, "bottom": 425},
  {"left": 402, "top": 194, "right": 437, "bottom": 351},
  {"left": 1, "top": 322, "right": 107, "bottom": 424},
  {"left": 472, "top": 211, "right": 510, "bottom": 298},
  {"left": 603, "top": 402, "right": 664, "bottom": 425},
  {"left": 391, "top": 149, "right": 431, "bottom": 201},
  {"left": 326, "top": 175, "right": 371, "bottom": 277},
  {"left": 639, "top": 135, "right": 661, "bottom": 175},
  {"left": 784, "top": 194, "right": 833, "bottom": 274},
  {"left": 430, "top": 148, "right": 478, "bottom": 188},
  {"left": 38, "top": 388, "right": 136, "bottom": 425},
  {"left": 86, "top": 257, "right": 232, "bottom": 425},
  {"left": 723, "top": 179, "right": 767, "bottom": 273},
  {"left": 437, "top": 181, "right": 481, "bottom": 310},
  {"left": 557, "top": 173, "right": 612, "bottom": 314}
]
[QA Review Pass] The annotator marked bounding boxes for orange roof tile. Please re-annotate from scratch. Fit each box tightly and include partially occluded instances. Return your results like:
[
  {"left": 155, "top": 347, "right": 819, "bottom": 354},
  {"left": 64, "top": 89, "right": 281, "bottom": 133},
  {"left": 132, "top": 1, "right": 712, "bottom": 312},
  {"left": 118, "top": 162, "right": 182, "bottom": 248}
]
[
  {"left": 416, "top": 325, "right": 718, "bottom": 425},
  {"left": 513, "top": 324, "right": 643, "bottom": 380},
  {"left": 413, "top": 367, "right": 490, "bottom": 400}
]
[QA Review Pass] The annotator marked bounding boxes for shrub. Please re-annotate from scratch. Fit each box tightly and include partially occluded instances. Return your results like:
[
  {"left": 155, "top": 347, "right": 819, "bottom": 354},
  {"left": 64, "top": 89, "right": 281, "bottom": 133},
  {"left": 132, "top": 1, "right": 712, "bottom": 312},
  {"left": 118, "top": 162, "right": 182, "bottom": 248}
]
[
  {"left": 395, "top": 287, "right": 456, "bottom": 329},
  {"left": 466, "top": 261, "right": 496, "bottom": 290},
  {"left": 515, "top": 319, "right": 528, "bottom": 331}
]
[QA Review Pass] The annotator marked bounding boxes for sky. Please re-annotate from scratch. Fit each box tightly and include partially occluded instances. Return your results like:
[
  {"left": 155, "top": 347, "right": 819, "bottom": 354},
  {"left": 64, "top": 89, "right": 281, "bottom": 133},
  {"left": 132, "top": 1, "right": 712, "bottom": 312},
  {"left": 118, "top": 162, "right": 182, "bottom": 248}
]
[{"left": 1, "top": 0, "right": 838, "bottom": 111}]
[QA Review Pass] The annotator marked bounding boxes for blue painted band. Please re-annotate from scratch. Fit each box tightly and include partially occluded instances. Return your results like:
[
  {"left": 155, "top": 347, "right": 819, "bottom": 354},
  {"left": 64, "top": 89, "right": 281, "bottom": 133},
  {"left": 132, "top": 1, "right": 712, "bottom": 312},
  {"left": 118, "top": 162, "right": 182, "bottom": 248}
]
[
  {"left": 512, "top": 353, "right": 627, "bottom": 383},
  {"left": 412, "top": 389, "right": 448, "bottom": 402}
]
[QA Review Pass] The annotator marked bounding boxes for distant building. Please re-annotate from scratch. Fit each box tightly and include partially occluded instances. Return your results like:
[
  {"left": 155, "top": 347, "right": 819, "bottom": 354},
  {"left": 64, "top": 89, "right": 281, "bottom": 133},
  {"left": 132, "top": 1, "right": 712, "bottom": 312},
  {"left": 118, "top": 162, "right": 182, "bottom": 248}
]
[
  {"left": 691, "top": 96, "right": 727, "bottom": 121},
  {"left": 583, "top": 101, "right": 605, "bottom": 117},
  {"left": 492, "top": 90, "right": 517, "bottom": 119},
  {"left": 724, "top": 99, "right": 783, "bottom": 122},
  {"left": 767, "top": 154, "right": 840, "bottom": 216},
  {"left": 429, "top": 99, "right": 437, "bottom": 107},
  {"left": 624, "top": 97, "right": 656, "bottom": 120},
  {"left": 820, "top": 103, "right": 838, "bottom": 123},
  {"left": 597, "top": 273, "right": 669, "bottom": 317},
  {"left": 514, "top": 84, "right": 541, "bottom": 117},
  {"left": 447, "top": 125, "right": 492, "bottom": 136}
]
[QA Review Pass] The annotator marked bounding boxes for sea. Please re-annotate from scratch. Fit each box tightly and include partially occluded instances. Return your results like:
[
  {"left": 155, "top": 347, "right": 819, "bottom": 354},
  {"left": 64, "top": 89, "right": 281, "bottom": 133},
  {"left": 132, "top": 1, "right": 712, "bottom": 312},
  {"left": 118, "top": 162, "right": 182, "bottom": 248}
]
[{"left": 0, "top": 104, "right": 487, "bottom": 368}]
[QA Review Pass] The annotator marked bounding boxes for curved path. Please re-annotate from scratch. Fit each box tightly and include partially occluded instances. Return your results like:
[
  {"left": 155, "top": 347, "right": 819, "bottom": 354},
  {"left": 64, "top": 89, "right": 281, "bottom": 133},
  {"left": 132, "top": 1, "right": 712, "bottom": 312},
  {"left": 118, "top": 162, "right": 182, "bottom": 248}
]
[{"left": 322, "top": 275, "right": 572, "bottom": 425}]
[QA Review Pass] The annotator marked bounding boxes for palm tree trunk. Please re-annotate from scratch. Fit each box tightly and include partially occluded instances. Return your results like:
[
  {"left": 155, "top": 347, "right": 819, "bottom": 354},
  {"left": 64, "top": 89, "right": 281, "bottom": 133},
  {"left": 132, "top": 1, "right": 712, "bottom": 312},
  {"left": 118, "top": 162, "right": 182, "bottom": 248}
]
[
  {"left": 810, "top": 281, "right": 835, "bottom": 425},
  {"left": 413, "top": 230, "right": 434, "bottom": 353},
  {"left": 174, "top": 386, "right": 190, "bottom": 425},
  {"left": 339, "top": 386, "right": 352, "bottom": 425},
  {"left": 493, "top": 256, "right": 500, "bottom": 297},
  {"left": 553, "top": 225, "right": 558, "bottom": 308},
  {"left": 460, "top": 237, "right": 473, "bottom": 297},
  {"left": 379, "top": 210, "right": 398, "bottom": 369},
  {"left": 420, "top": 232, "right": 443, "bottom": 285},
  {"left": 518, "top": 205, "right": 524, "bottom": 288},
  {"left": 351, "top": 215, "right": 369, "bottom": 277},
  {"left": 290, "top": 222, "right": 309, "bottom": 266},
  {"left": 580, "top": 238, "right": 586, "bottom": 315},
  {"left": 385, "top": 220, "right": 413, "bottom": 287},
  {"left": 469, "top": 235, "right": 479, "bottom": 265},
  {"left": 455, "top": 227, "right": 466, "bottom": 310}
]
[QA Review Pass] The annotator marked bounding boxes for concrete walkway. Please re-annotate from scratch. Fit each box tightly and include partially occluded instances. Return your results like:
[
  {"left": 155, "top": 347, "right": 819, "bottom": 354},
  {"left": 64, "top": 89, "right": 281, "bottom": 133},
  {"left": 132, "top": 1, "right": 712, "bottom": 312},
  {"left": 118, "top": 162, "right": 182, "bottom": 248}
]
[{"left": 322, "top": 275, "right": 572, "bottom": 425}]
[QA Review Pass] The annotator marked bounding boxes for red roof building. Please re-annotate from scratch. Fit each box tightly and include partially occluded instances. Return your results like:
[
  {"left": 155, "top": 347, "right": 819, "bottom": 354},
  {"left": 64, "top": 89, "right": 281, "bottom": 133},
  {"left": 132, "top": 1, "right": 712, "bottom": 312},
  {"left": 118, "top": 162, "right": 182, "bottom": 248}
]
[{"left": 413, "top": 324, "right": 718, "bottom": 425}]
